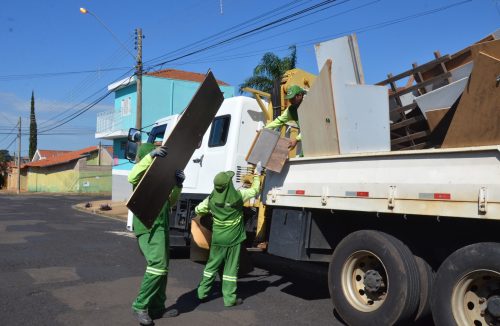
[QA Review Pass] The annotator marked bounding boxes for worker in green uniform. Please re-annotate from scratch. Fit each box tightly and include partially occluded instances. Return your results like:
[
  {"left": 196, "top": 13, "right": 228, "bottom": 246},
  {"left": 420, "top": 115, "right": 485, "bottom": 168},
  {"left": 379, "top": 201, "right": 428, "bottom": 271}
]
[
  {"left": 129, "top": 143, "right": 185, "bottom": 325},
  {"left": 195, "top": 162, "right": 262, "bottom": 307},
  {"left": 265, "top": 84, "right": 307, "bottom": 150}
]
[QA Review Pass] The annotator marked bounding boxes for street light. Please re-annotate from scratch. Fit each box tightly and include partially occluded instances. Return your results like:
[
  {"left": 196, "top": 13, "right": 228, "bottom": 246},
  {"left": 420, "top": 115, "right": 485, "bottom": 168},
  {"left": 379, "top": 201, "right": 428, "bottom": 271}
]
[
  {"left": 80, "top": 7, "right": 143, "bottom": 129},
  {"left": 79, "top": 7, "right": 135, "bottom": 59}
]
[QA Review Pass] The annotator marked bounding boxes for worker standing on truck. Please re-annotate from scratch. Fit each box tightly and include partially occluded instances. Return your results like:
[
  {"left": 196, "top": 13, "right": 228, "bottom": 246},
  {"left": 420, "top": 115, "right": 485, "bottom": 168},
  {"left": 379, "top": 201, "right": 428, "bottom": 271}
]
[
  {"left": 195, "top": 162, "right": 262, "bottom": 307},
  {"left": 128, "top": 143, "right": 185, "bottom": 325},
  {"left": 265, "top": 84, "right": 306, "bottom": 149}
]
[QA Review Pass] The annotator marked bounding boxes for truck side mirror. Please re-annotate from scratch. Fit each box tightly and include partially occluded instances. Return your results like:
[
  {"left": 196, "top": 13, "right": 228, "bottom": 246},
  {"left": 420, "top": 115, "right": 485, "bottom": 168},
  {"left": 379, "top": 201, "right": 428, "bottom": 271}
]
[
  {"left": 125, "top": 141, "right": 138, "bottom": 162},
  {"left": 128, "top": 128, "right": 141, "bottom": 142},
  {"left": 125, "top": 128, "right": 142, "bottom": 163}
]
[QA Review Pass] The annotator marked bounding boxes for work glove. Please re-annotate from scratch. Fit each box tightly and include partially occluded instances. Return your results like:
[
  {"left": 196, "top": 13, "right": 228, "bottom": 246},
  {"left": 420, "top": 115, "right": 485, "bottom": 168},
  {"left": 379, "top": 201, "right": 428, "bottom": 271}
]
[
  {"left": 175, "top": 169, "right": 185, "bottom": 187},
  {"left": 150, "top": 145, "right": 168, "bottom": 158},
  {"left": 254, "top": 161, "right": 263, "bottom": 176}
]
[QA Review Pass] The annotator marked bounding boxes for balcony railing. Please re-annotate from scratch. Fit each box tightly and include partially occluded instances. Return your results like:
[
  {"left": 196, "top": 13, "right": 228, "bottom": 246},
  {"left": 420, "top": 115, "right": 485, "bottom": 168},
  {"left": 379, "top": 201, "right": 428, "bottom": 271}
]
[{"left": 95, "top": 110, "right": 129, "bottom": 139}]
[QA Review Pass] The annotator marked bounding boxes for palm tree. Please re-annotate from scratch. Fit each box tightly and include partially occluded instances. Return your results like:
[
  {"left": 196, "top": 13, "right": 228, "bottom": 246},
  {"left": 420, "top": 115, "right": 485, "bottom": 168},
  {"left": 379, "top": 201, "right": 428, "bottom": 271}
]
[{"left": 239, "top": 45, "right": 297, "bottom": 94}]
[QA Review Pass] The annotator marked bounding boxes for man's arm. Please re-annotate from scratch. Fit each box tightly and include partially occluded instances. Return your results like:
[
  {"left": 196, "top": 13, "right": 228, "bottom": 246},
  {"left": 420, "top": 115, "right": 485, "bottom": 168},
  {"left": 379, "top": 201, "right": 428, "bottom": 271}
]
[
  {"left": 239, "top": 175, "right": 261, "bottom": 202},
  {"left": 194, "top": 197, "right": 210, "bottom": 215},
  {"left": 128, "top": 155, "right": 153, "bottom": 186},
  {"left": 265, "top": 108, "right": 291, "bottom": 129}
]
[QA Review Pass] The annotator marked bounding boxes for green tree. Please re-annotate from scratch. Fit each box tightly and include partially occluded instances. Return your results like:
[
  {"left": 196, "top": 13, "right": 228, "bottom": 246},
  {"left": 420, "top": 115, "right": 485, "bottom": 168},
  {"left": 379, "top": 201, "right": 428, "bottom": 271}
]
[
  {"left": 239, "top": 45, "right": 297, "bottom": 94},
  {"left": 0, "top": 149, "right": 12, "bottom": 188},
  {"left": 29, "top": 90, "right": 37, "bottom": 160}
]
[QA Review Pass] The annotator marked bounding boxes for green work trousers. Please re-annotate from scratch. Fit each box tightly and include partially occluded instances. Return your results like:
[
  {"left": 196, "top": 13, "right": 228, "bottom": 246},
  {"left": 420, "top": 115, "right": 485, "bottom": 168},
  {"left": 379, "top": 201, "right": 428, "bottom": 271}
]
[
  {"left": 197, "top": 243, "right": 241, "bottom": 306},
  {"left": 132, "top": 226, "right": 169, "bottom": 314}
]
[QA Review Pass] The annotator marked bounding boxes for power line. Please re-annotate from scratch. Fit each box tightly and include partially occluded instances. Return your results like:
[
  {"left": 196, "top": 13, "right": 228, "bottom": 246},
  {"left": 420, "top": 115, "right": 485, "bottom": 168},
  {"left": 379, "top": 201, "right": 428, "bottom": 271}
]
[
  {"left": 0, "top": 67, "right": 130, "bottom": 81},
  {"left": 164, "top": 0, "right": 471, "bottom": 69},
  {"left": 145, "top": 0, "right": 343, "bottom": 69}
]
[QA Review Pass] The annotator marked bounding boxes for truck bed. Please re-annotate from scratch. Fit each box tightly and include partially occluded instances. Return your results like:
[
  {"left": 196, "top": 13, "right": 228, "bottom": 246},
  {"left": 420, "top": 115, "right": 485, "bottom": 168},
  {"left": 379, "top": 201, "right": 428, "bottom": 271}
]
[{"left": 263, "top": 145, "right": 500, "bottom": 220}]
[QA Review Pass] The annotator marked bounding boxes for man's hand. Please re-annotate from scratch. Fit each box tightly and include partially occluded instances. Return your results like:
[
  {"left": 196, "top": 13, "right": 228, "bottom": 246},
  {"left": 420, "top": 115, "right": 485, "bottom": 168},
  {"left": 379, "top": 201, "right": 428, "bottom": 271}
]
[
  {"left": 150, "top": 145, "right": 168, "bottom": 158},
  {"left": 175, "top": 170, "right": 185, "bottom": 187},
  {"left": 288, "top": 139, "right": 298, "bottom": 150},
  {"left": 254, "top": 161, "right": 263, "bottom": 176}
]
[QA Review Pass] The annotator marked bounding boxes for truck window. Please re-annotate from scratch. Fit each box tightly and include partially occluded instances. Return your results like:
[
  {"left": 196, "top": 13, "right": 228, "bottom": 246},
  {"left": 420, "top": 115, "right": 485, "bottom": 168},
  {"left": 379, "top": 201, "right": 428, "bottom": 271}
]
[
  {"left": 208, "top": 115, "right": 231, "bottom": 147},
  {"left": 147, "top": 124, "right": 167, "bottom": 144}
]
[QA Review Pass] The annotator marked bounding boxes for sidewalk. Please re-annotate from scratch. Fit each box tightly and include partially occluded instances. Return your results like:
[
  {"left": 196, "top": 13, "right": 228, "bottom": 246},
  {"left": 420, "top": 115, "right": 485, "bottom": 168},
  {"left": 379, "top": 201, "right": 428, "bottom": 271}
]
[{"left": 73, "top": 200, "right": 129, "bottom": 221}]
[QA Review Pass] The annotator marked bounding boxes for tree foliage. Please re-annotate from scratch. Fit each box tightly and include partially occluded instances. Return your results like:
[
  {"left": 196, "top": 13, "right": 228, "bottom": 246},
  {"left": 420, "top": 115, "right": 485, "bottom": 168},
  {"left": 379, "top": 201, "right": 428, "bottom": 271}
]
[
  {"left": 29, "top": 90, "right": 37, "bottom": 161},
  {"left": 239, "top": 45, "right": 297, "bottom": 94},
  {"left": 0, "top": 149, "right": 13, "bottom": 188}
]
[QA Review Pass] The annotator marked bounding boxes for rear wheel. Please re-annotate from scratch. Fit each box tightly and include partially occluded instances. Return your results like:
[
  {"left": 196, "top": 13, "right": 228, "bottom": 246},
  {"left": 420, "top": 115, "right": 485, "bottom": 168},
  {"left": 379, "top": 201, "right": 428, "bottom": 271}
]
[
  {"left": 432, "top": 243, "right": 500, "bottom": 326},
  {"left": 414, "top": 256, "right": 434, "bottom": 322},
  {"left": 328, "top": 230, "right": 420, "bottom": 325}
]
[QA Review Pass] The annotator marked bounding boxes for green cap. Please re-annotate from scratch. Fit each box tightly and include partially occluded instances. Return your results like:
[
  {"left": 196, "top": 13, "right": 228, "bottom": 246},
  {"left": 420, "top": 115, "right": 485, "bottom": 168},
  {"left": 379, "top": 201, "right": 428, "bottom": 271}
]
[
  {"left": 284, "top": 85, "right": 306, "bottom": 99},
  {"left": 213, "top": 171, "right": 235, "bottom": 192}
]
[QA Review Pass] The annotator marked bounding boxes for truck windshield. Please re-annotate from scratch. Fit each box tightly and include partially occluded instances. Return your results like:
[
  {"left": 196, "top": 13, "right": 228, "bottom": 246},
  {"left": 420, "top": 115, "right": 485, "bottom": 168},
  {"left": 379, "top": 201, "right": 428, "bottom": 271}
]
[{"left": 147, "top": 124, "right": 167, "bottom": 144}]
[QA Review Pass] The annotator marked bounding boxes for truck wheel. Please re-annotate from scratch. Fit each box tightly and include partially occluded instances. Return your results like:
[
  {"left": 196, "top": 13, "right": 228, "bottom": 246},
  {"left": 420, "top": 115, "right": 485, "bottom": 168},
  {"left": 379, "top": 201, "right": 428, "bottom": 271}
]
[
  {"left": 414, "top": 256, "right": 434, "bottom": 322},
  {"left": 328, "top": 230, "right": 420, "bottom": 325},
  {"left": 431, "top": 243, "right": 500, "bottom": 326}
]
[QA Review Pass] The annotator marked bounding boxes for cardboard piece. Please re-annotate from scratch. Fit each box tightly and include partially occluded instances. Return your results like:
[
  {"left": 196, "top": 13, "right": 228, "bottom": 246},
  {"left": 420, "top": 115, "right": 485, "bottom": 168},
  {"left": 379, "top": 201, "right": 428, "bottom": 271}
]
[
  {"left": 442, "top": 51, "right": 500, "bottom": 148},
  {"left": 127, "top": 71, "right": 224, "bottom": 228},
  {"left": 246, "top": 129, "right": 291, "bottom": 173},
  {"left": 298, "top": 59, "right": 340, "bottom": 157}
]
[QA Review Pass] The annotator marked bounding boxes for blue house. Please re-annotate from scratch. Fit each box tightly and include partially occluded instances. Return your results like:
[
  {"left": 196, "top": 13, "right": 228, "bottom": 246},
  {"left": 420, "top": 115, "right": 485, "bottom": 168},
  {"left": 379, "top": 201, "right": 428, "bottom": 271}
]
[{"left": 95, "top": 68, "right": 235, "bottom": 201}]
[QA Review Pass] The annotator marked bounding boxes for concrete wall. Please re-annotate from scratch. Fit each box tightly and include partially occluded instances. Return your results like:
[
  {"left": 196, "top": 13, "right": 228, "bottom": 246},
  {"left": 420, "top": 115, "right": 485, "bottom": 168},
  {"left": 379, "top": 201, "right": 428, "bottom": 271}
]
[
  {"left": 27, "top": 162, "right": 78, "bottom": 192},
  {"left": 26, "top": 157, "right": 112, "bottom": 194}
]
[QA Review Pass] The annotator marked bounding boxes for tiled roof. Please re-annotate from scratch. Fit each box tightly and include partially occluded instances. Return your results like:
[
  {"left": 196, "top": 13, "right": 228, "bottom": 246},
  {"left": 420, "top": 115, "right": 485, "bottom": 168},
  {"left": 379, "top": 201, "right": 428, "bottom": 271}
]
[
  {"left": 24, "top": 146, "right": 98, "bottom": 168},
  {"left": 37, "top": 149, "right": 71, "bottom": 160},
  {"left": 146, "top": 68, "right": 230, "bottom": 86}
]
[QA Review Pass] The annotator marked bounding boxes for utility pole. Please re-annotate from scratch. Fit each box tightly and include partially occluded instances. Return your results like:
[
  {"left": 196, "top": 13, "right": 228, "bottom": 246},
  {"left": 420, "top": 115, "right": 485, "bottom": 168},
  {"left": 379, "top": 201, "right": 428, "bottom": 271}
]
[
  {"left": 17, "top": 117, "right": 21, "bottom": 194},
  {"left": 98, "top": 141, "right": 101, "bottom": 166},
  {"left": 135, "top": 28, "right": 143, "bottom": 130}
]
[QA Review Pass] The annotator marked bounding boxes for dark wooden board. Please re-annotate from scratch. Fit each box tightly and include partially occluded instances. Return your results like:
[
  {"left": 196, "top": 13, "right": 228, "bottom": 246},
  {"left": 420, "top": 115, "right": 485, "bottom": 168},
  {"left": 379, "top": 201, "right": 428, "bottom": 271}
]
[
  {"left": 266, "top": 138, "right": 291, "bottom": 173},
  {"left": 127, "top": 71, "right": 224, "bottom": 228},
  {"left": 442, "top": 51, "right": 500, "bottom": 148}
]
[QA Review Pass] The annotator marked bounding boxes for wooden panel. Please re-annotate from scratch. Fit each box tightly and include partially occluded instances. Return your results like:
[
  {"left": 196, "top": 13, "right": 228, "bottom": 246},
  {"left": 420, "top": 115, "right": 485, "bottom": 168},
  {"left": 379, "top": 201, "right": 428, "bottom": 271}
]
[
  {"left": 127, "top": 71, "right": 224, "bottom": 228},
  {"left": 246, "top": 129, "right": 280, "bottom": 165},
  {"left": 266, "top": 138, "right": 291, "bottom": 173},
  {"left": 426, "top": 108, "right": 450, "bottom": 132},
  {"left": 298, "top": 59, "right": 340, "bottom": 157},
  {"left": 442, "top": 52, "right": 500, "bottom": 148},
  {"left": 246, "top": 128, "right": 290, "bottom": 173}
]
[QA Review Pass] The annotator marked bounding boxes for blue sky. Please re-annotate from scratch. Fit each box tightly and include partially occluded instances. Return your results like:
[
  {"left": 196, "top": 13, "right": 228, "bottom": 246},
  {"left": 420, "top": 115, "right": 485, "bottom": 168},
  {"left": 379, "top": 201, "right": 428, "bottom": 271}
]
[{"left": 0, "top": 0, "right": 498, "bottom": 156}]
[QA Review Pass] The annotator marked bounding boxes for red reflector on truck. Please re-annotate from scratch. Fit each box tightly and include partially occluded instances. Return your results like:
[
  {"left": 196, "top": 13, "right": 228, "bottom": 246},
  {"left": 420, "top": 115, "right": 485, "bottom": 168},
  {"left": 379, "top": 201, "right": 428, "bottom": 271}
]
[
  {"left": 434, "top": 193, "right": 451, "bottom": 200},
  {"left": 357, "top": 192, "right": 369, "bottom": 197},
  {"left": 296, "top": 190, "right": 305, "bottom": 195}
]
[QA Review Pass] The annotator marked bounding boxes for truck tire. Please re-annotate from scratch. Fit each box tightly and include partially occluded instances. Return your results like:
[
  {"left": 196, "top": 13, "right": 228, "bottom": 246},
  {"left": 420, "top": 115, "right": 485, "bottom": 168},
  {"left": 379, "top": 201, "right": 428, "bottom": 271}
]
[
  {"left": 328, "top": 230, "right": 420, "bottom": 326},
  {"left": 431, "top": 242, "right": 500, "bottom": 326},
  {"left": 414, "top": 256, "right": 434, "bottom": 322}
]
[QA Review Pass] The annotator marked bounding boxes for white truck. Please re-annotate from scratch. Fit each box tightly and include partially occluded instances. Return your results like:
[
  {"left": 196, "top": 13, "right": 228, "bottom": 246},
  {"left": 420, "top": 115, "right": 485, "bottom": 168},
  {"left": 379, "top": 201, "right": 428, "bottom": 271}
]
[
  {"left": 126, "top": 32, "right": 500, "bottom": 325},
  {"left": 128, "top": 95, "right": 500, "bottom": 326}
]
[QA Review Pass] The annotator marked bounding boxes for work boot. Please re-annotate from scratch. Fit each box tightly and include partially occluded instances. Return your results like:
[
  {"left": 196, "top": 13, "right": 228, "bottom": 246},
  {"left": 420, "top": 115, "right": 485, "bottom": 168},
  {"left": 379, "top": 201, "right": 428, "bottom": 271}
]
[
  {"left": 226, "top": 298, "right": 243, "bottom": 307},
  {"left": 150, "top": 308, "right": 179, "bottom": 319},
  {"left": 132, "top": 309, "right": 153, "bottom": 325}
]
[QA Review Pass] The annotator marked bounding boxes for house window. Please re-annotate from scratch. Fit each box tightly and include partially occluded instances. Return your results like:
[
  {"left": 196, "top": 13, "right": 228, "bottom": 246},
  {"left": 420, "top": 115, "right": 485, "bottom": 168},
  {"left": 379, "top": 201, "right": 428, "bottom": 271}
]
[
  {"left": 208, "top": 115, "right": 230, "bottom": 147},
  {"left": 121, "top": 97, "right": 131, "bottom": 116}
]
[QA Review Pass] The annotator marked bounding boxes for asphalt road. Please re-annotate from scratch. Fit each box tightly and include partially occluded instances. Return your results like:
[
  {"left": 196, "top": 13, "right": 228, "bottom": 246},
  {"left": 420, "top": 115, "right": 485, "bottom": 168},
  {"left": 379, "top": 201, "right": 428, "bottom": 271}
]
[{"left": 0, "top": 194, "right": 339, "bottom": 326}]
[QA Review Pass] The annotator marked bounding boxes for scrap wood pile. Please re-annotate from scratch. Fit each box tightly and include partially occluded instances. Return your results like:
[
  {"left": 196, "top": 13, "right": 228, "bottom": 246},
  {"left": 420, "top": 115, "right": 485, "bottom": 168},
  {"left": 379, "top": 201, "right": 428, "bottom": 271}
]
[
  {"left": 377, "top": 29, "right": 500, "bottom": 151},
  {"left": 247, "top": 30, "right": 500, "bottom": 172}
]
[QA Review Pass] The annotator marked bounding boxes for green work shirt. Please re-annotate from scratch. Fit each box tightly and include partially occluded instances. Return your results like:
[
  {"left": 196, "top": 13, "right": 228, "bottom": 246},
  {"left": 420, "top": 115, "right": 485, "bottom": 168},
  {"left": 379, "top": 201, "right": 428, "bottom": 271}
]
[
  {"left": 265, "top": 105, "right": 302, "bottom": 141},
  {"left": 195, "top": 175, "right": 260, "bottom": 246},
  {"left": 128, "top": 154, "right": 182, "bottom": 236}
]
